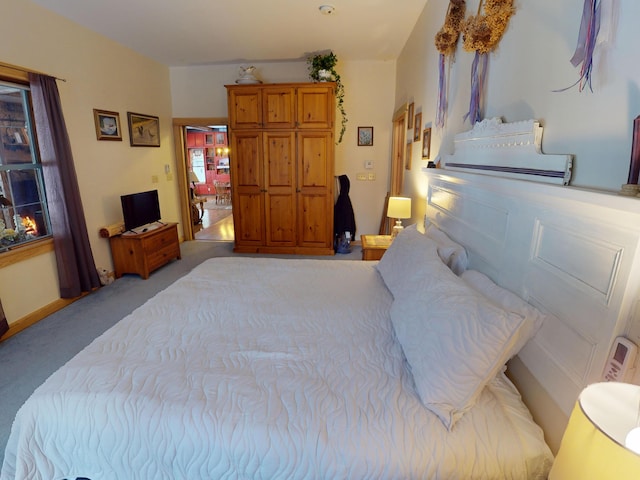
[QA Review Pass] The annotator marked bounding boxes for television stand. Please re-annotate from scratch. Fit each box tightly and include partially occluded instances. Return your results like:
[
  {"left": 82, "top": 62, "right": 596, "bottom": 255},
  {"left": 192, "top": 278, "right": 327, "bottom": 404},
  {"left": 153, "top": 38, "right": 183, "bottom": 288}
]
[{"left": 109, "top": 222, "right": 180, "bottom": 279}]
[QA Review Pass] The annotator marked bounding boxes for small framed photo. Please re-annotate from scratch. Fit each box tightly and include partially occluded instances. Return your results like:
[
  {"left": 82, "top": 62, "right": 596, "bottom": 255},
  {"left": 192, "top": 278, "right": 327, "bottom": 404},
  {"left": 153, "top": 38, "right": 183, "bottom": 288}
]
[
  {"left": 127, "top": 112, "right": 160, "bottom": 147},
  {"left": 405, "top": 141, "right": 412, "bottom": 170},
  {"left": 422, "top": 127, "right": 432, "bottom": 159},
  {"left": 414, "top": 112, "right": 422, "bottom": 142},
  {"left": 93, "top": 109, "right": 122, "bottom": 141},
  {"left": 407, "top": 102, "right": 414, "bottom": 129},
  {"left": 358, "top": 126, "right": 374, "bottom": 146},
  {"left": 215, "top": 132, "right": 226, "bottom": 145}
]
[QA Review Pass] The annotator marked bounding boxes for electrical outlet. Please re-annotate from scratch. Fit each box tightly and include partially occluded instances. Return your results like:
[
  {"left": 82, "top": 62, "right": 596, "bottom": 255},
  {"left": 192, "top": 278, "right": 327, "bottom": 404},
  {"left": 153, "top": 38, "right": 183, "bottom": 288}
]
[
  {"left": 364, "top": 160, "right": 374, "bottom": 169},
  {"left": 356, "top": 173, "right": 367, "bottom": 181},
  {"left": 368, "top": 172, "right": 376, "bottom": 181},
  {"left": 166, "top": 173, "right": 173, "bottom": 181},
  {"left": 151, "top": 175, "right": 159, "bottom": 183}
]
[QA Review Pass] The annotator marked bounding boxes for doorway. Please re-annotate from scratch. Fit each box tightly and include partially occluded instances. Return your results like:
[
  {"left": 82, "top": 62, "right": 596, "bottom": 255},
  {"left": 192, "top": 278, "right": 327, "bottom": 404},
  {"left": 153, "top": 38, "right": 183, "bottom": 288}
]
[
  {"left": 379, "top": 104, "right": 408, "bottom": 234},
  {"left": 172, "top": 117, "right": 234, "bottom": 242}
]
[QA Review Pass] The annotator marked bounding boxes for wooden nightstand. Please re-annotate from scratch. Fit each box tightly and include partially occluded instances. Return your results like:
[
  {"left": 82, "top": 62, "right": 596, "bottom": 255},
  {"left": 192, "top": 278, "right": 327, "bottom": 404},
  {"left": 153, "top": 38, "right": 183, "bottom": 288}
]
[{"left": 361, "top": 234, "right": 392, "bottom": 261}]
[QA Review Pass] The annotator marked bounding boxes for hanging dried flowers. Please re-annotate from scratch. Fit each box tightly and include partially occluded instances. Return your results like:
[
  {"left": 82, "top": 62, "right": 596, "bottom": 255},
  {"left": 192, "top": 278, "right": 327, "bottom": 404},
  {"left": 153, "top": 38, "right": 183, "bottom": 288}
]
[
  {"left": 462, "top": 0, "right": 514, "bottom": 54},
  {"left": 461, "top": 0, "right": 515, "bottom": 124},
  {"left": 434, "top": 0, "right": 466, "bottom": 129},
  {"left": 435, "top": 0, "right": 467, "bottom": 56}
]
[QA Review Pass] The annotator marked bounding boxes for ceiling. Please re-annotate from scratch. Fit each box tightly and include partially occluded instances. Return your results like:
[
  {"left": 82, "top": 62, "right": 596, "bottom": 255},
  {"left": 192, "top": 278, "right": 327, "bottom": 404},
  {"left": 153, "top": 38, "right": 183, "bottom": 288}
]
[{"left": 31, "top": 0, "right": 429, "bottom": 67}]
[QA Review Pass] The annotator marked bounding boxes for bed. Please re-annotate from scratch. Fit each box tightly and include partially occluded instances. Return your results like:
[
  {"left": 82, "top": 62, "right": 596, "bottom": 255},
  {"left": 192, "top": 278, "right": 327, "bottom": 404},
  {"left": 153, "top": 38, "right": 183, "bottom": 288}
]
[
  {"left": 1, "top": 247, "right": 553, "bottom": 479},
  {"left": 4, "top": 119, "right": 640, "bottom": 479}
]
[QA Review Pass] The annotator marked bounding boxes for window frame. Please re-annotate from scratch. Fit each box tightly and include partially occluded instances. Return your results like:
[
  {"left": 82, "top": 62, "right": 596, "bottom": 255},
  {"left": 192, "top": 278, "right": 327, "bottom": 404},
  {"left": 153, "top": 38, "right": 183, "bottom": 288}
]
[{"left": 0, "top": 64, "right": 53, "bottom": 264}]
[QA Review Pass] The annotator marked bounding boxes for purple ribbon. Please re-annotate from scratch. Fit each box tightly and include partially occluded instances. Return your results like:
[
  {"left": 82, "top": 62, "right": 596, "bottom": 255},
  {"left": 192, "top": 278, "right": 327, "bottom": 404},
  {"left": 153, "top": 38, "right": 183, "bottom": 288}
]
[
  {"left": 559, "top": 0, "right": 601, "bottom": 92},
  {"left": 436, "top": 54, "right": 446, "bottom": 128},
  {"left": 464, "top": 51, "right": 488, "bottom": 125}
]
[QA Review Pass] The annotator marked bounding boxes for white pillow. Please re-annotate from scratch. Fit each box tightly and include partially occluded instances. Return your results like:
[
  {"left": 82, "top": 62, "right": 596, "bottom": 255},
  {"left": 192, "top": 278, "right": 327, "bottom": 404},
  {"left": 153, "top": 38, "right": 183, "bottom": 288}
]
[
  {"left": 375, "top": 224, "right": 440, "bottom": 298},
  {"left": 424, "top": 222, "right": 468, "bottom": 275},
  {"left": 461, "top": 270, "right": 546, "bottom": 358},
  {"left": 389, "top": 251, "right": 525, "bottom": 430}
]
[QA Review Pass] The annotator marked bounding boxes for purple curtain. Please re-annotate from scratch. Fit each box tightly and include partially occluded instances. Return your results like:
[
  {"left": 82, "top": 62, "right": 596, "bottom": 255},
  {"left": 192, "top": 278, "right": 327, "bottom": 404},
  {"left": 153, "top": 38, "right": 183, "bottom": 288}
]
[{"left": 29, "top": 73, "right": 101, "bottom": 298}]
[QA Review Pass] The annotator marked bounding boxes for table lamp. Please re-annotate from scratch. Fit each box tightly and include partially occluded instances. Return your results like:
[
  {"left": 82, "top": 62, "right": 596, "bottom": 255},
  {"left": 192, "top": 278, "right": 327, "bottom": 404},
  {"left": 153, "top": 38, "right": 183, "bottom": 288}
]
[
  {"left": 188, "top": 171, "right": 200, "bottom": 199},
  {"left": 549, "top": 382, "right": 640, "bottom": 479},
  {"left": 387, "top": 196, "right": 411, "bottom": 238}
]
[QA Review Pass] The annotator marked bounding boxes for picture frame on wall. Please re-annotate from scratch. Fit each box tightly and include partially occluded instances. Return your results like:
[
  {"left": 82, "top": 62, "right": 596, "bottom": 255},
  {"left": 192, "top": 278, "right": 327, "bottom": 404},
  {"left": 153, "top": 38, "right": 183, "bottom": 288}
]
[
  {"left": 127, "top": 112, "right": 160, "bottom": 147},
  {"left": 358, "top": 126, "right": 374, "bottom": 146},
  {"left": 414, "top": 112, "right": 422, "bottom": 142},
  {"left": 93, "top": 109, "right": 122, "bottom": 141},
  {"left": 215, "top": 132, "right": 226, "bottom": 145},
  {"left": 405, "top": 141, "right": 412, "bottom": 170},
  {"left": 407, "top": 103, "right": 414, "bottom": 129},
  {"left": 422, "top": 127, "right": 432, "bottom": 159}
]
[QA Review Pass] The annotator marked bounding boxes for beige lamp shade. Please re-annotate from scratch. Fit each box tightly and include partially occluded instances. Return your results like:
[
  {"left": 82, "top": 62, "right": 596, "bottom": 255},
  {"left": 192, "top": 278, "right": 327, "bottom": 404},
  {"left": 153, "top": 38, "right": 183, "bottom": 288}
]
[
  {"left": 188, "top": 171, "right": 200, "bottom": 183},
  {"left": 387, "top": 196, "right": 412, "bottom": 219},
  {"left": 549, "top": 382, "right": 640, "bottom": 480},
  {"left": 387, "top": 196, "right": 411, "bottom": 238}
]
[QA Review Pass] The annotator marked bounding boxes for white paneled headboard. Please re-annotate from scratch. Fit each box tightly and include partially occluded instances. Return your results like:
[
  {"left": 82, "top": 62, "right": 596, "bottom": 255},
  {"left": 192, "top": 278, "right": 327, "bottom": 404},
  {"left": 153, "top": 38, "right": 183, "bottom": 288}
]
[{"left": 423, "top": 169, "right": 640, "bottom": 449}]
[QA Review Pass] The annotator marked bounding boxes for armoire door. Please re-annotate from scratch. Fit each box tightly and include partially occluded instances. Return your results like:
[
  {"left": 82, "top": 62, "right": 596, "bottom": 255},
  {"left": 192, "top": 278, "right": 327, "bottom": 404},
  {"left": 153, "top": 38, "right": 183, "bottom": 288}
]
[
  {"left": 263, "top": 131, "right": 296, "bottom": 247},
  {"left": 262, "top": 86, "right": 295, "bottom": 129},
  {"left": 230, "top": 131, "right": 264, "bottom": 247},
  {"left": 296, "top": 131, "right": 334, "bottom": 249}
]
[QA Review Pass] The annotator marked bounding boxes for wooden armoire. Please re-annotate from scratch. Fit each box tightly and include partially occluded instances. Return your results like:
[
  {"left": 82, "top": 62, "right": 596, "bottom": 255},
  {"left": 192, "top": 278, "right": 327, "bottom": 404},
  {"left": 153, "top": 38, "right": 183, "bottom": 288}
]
[{"left": 226, "top": 83, "right": 335, "bottom": 255}]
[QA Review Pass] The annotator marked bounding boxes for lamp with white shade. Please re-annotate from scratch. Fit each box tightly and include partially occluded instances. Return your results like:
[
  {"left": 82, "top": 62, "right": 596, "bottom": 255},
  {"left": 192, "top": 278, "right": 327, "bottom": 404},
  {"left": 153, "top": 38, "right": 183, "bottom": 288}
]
[
  {"left": 188, "top": 171, "right": 200, "bottom": 199},
  {"left": 549, "top": 382, "right": 640, "bottom": 479},
  {"left": 387, "top": 196, "right": 412, "bottom": 238}
]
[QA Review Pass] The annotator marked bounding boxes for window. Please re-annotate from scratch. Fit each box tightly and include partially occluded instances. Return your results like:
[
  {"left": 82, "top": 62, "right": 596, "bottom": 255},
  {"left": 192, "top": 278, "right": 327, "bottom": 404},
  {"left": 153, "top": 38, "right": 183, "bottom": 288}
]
[{"left": 0, "top": 80, "right": 51, "bottom": 251}]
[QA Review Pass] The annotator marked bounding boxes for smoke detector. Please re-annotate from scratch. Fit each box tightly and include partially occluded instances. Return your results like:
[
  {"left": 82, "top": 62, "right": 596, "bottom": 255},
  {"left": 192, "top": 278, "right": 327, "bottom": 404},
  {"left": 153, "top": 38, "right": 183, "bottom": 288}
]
[{"left": 318, "top": 5, "right": 335, "bottom": 15}]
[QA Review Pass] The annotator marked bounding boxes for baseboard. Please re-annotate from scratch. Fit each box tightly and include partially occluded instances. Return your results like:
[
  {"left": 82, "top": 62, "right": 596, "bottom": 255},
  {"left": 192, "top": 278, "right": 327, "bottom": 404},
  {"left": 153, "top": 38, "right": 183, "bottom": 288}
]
[{"left": 0, "top": 293, "right": 88, "bottom": 342}]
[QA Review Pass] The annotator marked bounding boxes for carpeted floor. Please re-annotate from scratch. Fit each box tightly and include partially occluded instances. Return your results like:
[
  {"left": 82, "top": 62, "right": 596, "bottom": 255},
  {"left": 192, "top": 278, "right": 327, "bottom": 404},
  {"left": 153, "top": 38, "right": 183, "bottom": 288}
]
[{"left": 0, "top": 239, "right": 362, "bottom": 467}]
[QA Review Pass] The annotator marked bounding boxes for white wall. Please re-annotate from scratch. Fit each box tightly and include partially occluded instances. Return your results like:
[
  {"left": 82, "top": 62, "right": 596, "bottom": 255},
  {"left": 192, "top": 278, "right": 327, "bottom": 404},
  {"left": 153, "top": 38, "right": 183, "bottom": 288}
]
[
  {"left": 0, "top": 2, "right": 176, "bottom": 323},
  {"left": 396, "top": 0, "right": 640, "bottom": 225},
  {"left": 170, "top": 59, "right": 397, "bottom": 237}
]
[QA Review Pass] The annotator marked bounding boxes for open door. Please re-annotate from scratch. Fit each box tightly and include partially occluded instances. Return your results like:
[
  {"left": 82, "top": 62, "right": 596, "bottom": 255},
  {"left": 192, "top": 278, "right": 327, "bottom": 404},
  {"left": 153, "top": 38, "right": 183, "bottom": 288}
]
[
  {"left": 172, "top": 117, "right": 228, "bottom": 241},
  {"left": 380, "top": 104, "right": 408, "bottom": 234}
]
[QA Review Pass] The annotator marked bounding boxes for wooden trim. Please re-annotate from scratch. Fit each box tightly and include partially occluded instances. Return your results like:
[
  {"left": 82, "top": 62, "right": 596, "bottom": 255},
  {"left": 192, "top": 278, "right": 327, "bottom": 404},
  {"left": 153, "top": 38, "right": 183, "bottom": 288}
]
[
  {"left": 0, "top": 294, "right": 87, "bottom": 342},
  {"left": 0, "top": 61, "right": 65, "bottom": 83},
  {"left": 0, "top": 237, "right": 54, "bottom": 269},
  {"left": 0, "top": 63, "right": 29, "bottom": 83},
  {"left": 172, "top": 117, "right": 228, "bottom": 127}
]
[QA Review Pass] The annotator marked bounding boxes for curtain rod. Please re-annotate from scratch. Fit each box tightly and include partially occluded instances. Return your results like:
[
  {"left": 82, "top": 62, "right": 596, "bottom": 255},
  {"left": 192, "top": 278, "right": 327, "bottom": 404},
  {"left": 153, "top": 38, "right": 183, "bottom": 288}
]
[{"left": 0, "top": 61, "right": 66, "bottom": 82}]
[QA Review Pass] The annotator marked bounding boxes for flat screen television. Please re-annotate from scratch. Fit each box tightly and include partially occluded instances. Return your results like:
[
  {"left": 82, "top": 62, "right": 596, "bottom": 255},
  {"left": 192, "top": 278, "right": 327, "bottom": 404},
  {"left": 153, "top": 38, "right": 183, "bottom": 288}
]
[{"left": 120, "top": 189, "right": 161, "bottom": 232}]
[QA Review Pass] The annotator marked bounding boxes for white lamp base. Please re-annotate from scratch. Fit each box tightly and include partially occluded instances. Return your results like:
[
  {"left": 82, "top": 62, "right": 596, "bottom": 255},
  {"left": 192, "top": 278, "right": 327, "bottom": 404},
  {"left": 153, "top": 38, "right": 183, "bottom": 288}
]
[{"left": 391, "top": 220, "right": 404, "bottom": 239}]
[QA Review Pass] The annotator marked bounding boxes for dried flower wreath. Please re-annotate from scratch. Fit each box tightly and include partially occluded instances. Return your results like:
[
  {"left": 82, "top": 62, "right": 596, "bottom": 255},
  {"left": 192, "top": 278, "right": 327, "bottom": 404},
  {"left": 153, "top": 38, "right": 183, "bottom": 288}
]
[
  {"left": 461, "top": 0, "right": 515, "bottom": 54},
  {"left": 435, "top": 0, "right": 467, "bottom": 56},
  {"left": 434, "top": 0, "right": 466, "bottom": 128},
  {"left": 461, "top": 0, "right": 515, "bottom": 124}
]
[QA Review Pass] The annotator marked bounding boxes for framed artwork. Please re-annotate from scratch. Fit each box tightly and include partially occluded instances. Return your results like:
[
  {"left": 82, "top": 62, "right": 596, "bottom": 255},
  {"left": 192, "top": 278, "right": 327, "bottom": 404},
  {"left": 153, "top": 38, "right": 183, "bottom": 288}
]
[
  {"left": 407, "top": 103, "right": 414, "bottom": 129},
  {"left": 358, "top": 126, "right": 374, "bottom": 146},
  {"left": 405, "top": 141, "right": 412, "bottom": 170},
  {"left": 414, "top": 112, "right": 422, "bottom": 142},
  {"left": 127, "top": 112, "right": 160, "bottom": 147},
  {"left": 422, "top": 127, "right": 432, "bottom": 159},
  {"left": 93, "top": 109, "right": 122, "bottom": 141},
  {"left": 215, "top": 132, "right": 226, "bottom": 145}
]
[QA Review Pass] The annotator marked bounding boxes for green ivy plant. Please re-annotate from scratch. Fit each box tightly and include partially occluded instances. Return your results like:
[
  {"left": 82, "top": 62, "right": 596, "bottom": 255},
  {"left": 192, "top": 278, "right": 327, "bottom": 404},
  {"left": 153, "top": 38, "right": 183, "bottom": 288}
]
[{"left": 307, "top": 51, "right": 347, "bottom": 144}]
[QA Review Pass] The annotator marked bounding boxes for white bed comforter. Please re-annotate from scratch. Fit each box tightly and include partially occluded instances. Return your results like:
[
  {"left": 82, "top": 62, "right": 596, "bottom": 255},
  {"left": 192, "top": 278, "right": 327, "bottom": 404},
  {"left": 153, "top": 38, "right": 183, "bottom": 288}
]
[{"left": 1, "top": 258, "right": 552, "bottom": 479}]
